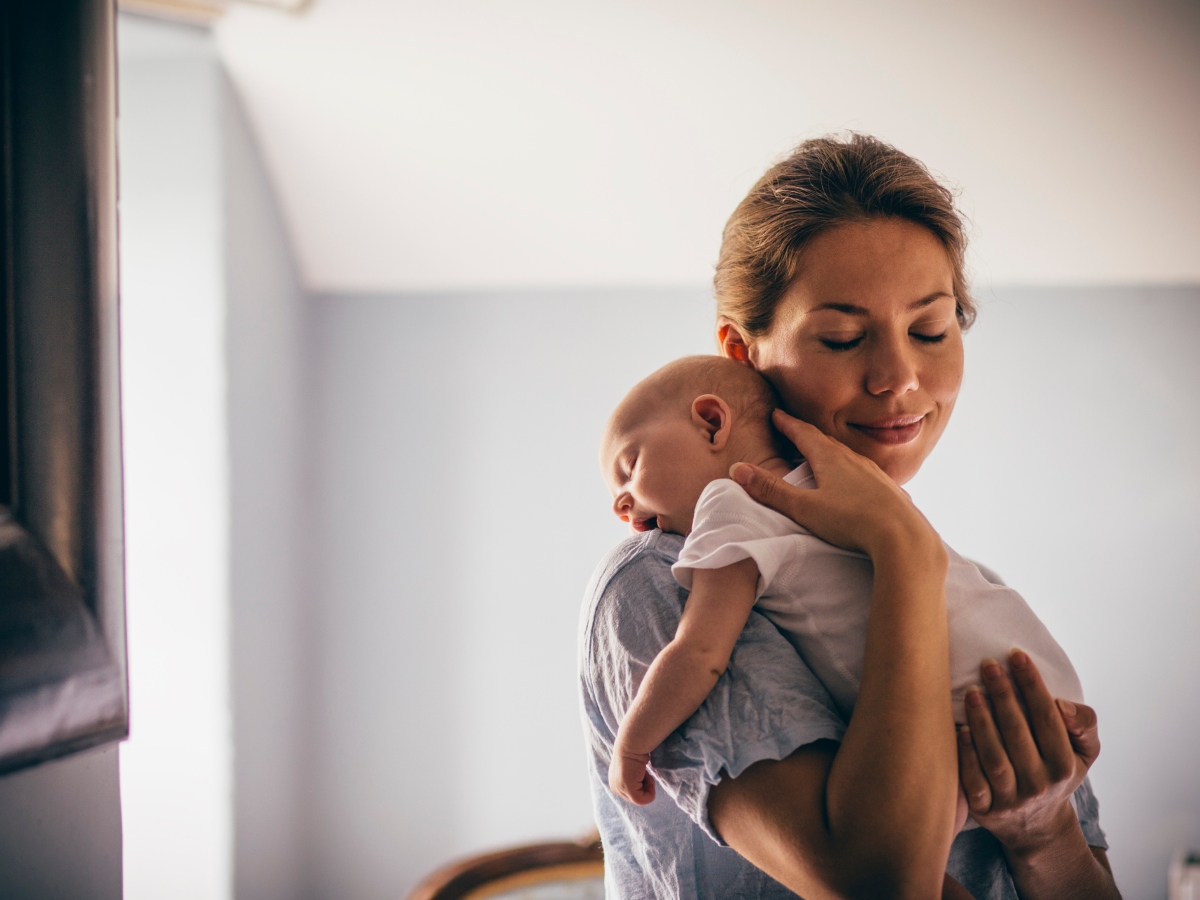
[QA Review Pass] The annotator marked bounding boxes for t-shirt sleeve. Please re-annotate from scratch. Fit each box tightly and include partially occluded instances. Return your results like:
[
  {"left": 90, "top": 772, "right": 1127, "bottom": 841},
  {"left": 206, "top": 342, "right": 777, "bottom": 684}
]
[
  {"left": 672, "top": 479, "right": 804, "bottom": 599},
  {"left": 1071, "top": 775, "right": 1108, "bottom": 850},
  {"left": 585, "top": 541, "right": 846, "bottom": 845}
]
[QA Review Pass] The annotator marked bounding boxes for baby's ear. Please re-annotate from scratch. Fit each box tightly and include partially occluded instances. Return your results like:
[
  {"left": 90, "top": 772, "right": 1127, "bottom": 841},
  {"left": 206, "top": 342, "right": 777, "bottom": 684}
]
[{"left": 691, "top": 395, "right": 731, "bottom": 448}]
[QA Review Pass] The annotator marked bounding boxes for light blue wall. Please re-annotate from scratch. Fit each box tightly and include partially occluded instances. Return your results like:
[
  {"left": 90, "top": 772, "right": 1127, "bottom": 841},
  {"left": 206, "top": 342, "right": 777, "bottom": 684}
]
[
  {"left": 309, "top": 286, "right": 1200, "bottom": 900},
  {"left": 906, "top": 287, "right": 1200, "bottom": 898},
  {"left": 224, "top": 71, "right": 309, "bottom": 900},
  {"left": 305, "top": 290, "right": 712, "bottom": 897},
  {"left": 0, "top": 746, "right": 122, "bottom": 899}
]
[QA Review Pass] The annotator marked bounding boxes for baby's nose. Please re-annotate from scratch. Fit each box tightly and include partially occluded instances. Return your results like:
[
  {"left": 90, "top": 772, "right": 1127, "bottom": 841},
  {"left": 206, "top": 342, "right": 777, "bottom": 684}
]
[{"left": 612, "top": 493, "right": 631, "bottom": 521}]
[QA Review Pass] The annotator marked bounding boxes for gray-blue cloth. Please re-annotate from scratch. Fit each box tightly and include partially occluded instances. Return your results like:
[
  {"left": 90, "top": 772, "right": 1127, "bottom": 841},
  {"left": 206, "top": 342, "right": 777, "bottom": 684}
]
[{"left": 579, "top": 530, "right": 1108, "bottom": 900}]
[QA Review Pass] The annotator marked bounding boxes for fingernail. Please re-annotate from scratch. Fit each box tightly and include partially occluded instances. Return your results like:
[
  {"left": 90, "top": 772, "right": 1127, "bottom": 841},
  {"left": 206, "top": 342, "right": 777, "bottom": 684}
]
[
  {"left": 966, "top": 687, "right": 985, "bottom": 708},
  {"left": 982, "top": 658, "right": 1003, "bottom": 682},
  {"left": 730, "top": 462, "right": 752, "bottom": 485},
  {"left": 957, "top": 727, "right": 972, "bottom": 746},
  {"left": 1056, "top": 698, "right": 1077, "bottom": 718},
  {"left": 1010, "top": 648, "right": 1029, "bottom": 669}
]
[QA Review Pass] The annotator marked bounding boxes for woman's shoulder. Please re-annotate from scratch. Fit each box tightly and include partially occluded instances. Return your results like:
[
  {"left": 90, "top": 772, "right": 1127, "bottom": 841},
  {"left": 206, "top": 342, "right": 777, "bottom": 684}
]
[
  {"left": 578, "top": 531, "right": 688, "bottom": 715},
  {"left": 583, "top": 530, "right": 684, "bottom": 609},
  {"left": 579, "top": 532, "right": 685, "bottom": 661}
]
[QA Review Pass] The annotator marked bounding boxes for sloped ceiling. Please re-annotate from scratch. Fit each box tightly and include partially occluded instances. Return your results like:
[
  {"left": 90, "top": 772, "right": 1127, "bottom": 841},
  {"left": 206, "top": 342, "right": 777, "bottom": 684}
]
[{"left": 215, "top": 0, "right": 1200, "bottom": 292}]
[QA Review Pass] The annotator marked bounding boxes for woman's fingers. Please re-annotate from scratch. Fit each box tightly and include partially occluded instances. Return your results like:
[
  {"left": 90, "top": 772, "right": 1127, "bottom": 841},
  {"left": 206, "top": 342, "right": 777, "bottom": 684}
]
[
  {"left": 729, "top": 461, "right": 812, "bottom": 523},
  {"left": 978, "top": 658, "right": 1045, "bottom": 791},
  {"left": 1006, "top": 650, "right": 1075, "bottom": 782},
  {"left": 957, "top": 727, "right": 993, "bottom": 815},
  {"left": 770, "top": 409, "right": 832, "bottom": 462},
  {"left": 963, "top": 686, "right": 1018, "bottom": 802}
]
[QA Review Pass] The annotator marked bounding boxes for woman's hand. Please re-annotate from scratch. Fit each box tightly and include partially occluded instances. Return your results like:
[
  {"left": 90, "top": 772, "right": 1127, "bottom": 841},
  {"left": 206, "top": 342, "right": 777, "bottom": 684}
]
[
  {"left": 957, "top": 649, "right": 1097, "bottom": 853},
  {"left": 958, "top": 651, "right": 1120, "bottom": 899},
  {"left": 730, "top": 409, "right": 939, "bottom": 561}
]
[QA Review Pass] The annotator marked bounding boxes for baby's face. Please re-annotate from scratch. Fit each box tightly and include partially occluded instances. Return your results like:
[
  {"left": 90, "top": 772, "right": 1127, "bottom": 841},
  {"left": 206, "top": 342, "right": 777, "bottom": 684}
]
[{"left": 601, "top": 412, "right": 729, "bottom": 537}]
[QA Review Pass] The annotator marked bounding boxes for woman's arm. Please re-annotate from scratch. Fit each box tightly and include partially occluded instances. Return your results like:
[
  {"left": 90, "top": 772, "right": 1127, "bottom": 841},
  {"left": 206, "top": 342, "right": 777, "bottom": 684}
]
[
  {"left": 611, "top": 558, "right": 760, "bottom": 804},
  {"left": 958, "top": 654, "right": 1121, "bottom": 900},
  {"left": 709, "top": 413, "right": 960, "bottom": 899}
]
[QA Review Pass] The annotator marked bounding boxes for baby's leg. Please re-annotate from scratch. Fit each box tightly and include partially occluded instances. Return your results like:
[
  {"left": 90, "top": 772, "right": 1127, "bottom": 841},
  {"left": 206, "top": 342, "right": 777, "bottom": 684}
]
[
  {"left": 942, "top": 779, "right": 973, "bottom": 897},
  {"left": 955, "top": 781, "right": 969, "bottom": 835},
  {"left": 942, "top": 874, "right": 975, "bottom": 899}
]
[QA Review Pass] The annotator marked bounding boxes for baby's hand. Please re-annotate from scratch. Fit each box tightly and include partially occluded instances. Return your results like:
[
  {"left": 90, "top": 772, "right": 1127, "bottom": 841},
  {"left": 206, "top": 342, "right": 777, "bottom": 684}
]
[{"left": 609, "top": 750, "right": 656, "bottom": 805}]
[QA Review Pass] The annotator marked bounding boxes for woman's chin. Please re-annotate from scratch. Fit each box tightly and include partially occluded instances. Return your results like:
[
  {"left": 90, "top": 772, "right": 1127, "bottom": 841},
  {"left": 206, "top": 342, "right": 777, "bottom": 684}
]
[{"left": 844, "top": 437, "right": 924, "bottom": 485}]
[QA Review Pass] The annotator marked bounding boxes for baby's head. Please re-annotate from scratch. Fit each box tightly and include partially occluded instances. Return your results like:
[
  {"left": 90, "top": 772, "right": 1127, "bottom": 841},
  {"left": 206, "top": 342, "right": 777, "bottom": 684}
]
[{"left": 601, "top": 356, "right": 791, "bottom": 536}]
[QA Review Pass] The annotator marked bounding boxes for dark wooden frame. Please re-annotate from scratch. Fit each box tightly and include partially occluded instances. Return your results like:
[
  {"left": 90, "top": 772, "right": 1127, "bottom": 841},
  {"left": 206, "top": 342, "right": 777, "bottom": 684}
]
[
  {"left": 406, "top": 832, "right": 603, "bottom": 900},
  {"left": 0, "top": 0, "right": 128, "bottom": 775}
]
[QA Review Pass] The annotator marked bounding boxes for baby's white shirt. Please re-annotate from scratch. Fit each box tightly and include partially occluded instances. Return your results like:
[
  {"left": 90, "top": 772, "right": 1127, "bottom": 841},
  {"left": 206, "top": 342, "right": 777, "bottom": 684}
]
[{"left": 672, "top": 462, "right": 1084, "bottom": 725}]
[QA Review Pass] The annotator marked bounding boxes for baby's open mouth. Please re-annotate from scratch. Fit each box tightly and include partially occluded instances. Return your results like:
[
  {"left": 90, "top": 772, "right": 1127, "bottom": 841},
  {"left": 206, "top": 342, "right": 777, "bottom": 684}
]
[{"left": 632, "top": 516, "right": 658, "bottom": 533}]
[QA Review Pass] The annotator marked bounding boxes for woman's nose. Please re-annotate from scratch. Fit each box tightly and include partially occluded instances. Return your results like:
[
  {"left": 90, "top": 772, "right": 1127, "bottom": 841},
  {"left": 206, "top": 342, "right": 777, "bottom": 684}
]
[{"left": 865, "top": 335, "right": 920, "bottom": 396}]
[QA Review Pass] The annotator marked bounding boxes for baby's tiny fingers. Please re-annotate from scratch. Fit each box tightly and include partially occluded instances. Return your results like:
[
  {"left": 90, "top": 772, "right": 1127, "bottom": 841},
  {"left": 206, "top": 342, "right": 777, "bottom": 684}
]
[{"left": 635, "top": 779, "right": 656, "bottom": 806}]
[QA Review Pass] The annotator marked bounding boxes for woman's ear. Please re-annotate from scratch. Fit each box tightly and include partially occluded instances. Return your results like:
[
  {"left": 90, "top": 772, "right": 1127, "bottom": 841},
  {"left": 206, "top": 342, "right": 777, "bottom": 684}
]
[
  {"left": 692, "top": 395, "right": 732, "bottom": 449},
  {"left": 717, "top": 320, "right": 753, "bottom": 365}
]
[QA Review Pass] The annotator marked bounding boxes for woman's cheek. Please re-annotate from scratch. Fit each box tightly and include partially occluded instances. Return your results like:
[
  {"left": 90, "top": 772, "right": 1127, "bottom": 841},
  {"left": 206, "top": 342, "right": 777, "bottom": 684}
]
[
  {"left": 792, "top": 369, "right": 848, "bottom": 431},
  {"left": 928, "top": 342, "right": 965, "bottom": 405}
]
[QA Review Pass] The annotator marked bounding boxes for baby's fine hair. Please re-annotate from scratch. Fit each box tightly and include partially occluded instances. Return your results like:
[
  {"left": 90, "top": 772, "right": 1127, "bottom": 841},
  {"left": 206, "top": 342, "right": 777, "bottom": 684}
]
[{"left": 614, "top": 355, "right": 783, "bottom": 439}]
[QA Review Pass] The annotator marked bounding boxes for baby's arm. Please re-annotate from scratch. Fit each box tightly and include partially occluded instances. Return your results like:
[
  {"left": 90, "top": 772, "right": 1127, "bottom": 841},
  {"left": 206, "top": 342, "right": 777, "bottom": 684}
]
[{"left": 609, "top": 557, "right": 760, "bottom": 805}]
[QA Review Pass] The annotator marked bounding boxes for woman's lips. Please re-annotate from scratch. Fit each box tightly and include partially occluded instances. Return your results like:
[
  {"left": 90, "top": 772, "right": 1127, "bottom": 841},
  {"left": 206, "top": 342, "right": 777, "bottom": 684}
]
[{"left": 849, "top": 415, "right": 925, "bottom": 445}]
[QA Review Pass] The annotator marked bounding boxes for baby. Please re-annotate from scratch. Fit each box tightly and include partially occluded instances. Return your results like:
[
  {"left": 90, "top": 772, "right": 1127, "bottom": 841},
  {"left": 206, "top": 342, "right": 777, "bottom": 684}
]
[{"left": 600, "top": 354, "right": 1084, "bottom": 815}]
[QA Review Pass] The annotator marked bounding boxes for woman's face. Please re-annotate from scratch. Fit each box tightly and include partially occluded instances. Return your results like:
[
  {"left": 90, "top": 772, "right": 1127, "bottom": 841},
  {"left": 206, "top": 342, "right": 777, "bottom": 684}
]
[{"left": 722, "top": 217, "right": 964, "bottom": 485}]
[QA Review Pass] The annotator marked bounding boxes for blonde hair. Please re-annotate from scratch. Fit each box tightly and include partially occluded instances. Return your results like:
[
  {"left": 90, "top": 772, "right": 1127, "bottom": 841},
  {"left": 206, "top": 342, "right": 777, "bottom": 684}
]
[{"left": 715, "top": 133, "right": 976, "bottom": 337}]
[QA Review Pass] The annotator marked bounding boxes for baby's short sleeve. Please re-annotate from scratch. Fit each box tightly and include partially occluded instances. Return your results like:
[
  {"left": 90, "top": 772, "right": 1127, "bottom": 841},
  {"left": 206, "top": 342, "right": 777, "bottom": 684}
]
[{"left": 672, "top": 478, "right": 804, "bottom": 598}]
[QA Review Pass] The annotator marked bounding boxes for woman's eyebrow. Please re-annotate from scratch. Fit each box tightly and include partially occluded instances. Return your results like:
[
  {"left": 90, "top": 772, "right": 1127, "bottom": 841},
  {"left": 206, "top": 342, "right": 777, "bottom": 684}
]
[
  {"left": 908, "top": 291, "right": 955, "bottom": 310},
  {"left": 811, "top": 292, "right": 954, "bottom": 316}
]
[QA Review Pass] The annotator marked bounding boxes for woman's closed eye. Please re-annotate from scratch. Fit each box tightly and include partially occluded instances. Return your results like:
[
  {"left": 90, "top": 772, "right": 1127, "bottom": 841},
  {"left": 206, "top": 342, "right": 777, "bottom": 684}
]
[
  {"left": 819, "top": 333, "right": 864, "bottom": 351},
  {"left": 910, "top": 329, "right": 948, "bottom": 344},
  {"left": 819, "top": 330, "right": 949, "bottom": 350}
]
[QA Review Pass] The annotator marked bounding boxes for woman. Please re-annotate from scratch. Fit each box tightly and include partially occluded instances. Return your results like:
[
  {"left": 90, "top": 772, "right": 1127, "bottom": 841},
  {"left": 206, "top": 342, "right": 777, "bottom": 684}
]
[{"left": 579, "top": 134, "right": 1121, "bottom": 898}]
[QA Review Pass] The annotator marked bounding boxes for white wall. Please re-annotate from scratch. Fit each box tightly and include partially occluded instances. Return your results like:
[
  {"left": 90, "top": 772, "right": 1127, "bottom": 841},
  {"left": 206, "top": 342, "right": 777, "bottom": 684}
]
[
  {"left": 216, "top": 0, "right": 1200, "bottom": 291},
  {"left": 118, "top": 15, "right": 308, "bottom": 900},
  {"left": 118, "top": 19, "right": 233, "bottom": 900},
  {"left": 309, "top": 286, "right": 1199, "bottom": 900},
  {"left": 0, "top": 746, "right": 122, "bottom": 898}
]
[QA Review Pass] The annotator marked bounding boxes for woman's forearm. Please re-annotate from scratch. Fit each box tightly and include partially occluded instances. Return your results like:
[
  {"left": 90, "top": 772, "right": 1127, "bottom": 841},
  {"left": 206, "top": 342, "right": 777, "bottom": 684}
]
[{"left": 824, "top": 527, "right": 959, "bottom": 895}]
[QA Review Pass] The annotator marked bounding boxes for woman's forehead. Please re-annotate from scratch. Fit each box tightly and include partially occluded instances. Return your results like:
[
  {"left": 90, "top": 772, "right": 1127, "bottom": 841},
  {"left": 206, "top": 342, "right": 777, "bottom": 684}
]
[{"left": 787, "top": 219, "right": 954, "bottom": 311}]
